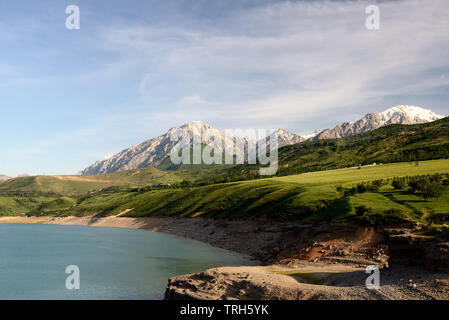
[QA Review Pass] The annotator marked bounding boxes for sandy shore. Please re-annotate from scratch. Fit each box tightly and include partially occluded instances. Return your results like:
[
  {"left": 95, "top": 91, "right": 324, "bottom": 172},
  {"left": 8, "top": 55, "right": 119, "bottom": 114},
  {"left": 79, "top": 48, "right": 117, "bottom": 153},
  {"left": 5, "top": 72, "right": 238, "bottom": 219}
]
[{"left": 0, "top": 216, "right": 52, "bottom": 224}]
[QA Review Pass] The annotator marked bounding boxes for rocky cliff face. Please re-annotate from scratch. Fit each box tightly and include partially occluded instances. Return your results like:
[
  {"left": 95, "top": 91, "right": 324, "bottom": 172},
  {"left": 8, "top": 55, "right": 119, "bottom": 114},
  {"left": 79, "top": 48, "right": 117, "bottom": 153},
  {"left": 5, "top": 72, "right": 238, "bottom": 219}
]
[
  {"left": 274, "top": 128, "right": 304, "bottom": 146},
  {"left": 81, "top": 121, "right": 229, "bottom": 174},
  {"left": 81, "top": 121, "right": 303, "bottom": 175}
]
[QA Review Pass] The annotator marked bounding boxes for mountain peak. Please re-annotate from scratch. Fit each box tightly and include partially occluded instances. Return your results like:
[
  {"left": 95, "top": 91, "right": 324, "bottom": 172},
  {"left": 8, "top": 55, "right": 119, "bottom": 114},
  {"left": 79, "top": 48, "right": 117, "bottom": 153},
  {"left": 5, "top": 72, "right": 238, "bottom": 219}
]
[
  {"left": 260, "top": 128, "right": 304, "bottom": 147},
  {"left": 379, "top": 105, "right": 445, "bottom": 123},
  {"left": 311, "top": 105, "right": 445, "bottom": 141},
  {"left": 182, "top": 120, "right": 211, "bottom": 129}
]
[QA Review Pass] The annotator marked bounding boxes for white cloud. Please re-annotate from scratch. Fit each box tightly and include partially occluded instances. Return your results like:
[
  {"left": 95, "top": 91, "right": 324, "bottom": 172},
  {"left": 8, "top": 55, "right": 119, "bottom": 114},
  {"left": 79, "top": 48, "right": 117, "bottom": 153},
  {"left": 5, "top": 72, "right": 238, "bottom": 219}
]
[
  {"left": 4, "top": 0, "right": 449, "bottom": 175},
  {"left": 91, "top": 0, "right": 449, "bottom": 131}
]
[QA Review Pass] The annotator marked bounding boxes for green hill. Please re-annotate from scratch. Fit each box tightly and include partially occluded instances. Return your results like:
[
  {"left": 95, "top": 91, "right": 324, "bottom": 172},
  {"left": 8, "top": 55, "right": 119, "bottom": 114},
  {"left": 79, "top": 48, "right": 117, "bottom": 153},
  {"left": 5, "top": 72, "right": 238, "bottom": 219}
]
[
  {"left": 51, "top": 160, "right": 449, "bottom": 225},
  {"left": 0, "top": 166, "right": 221, "bottom": 196},
  {"left": 217, "top": 117, "right": 449, "bottom": 180}
]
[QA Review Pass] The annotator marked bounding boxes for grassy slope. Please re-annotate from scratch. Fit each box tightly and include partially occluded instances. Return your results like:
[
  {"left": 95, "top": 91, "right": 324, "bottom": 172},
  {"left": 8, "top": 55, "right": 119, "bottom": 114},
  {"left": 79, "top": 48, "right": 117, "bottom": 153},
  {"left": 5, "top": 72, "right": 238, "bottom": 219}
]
[
  {"left": 0, "top": 196, "right": 59, "bottom": 216},
  {"left": 50, "top": 160, "right": 449, "bottom": 225},
  {"left": 0, "top": 167, "right": 220, "bottom": 196},
  {"left": 0, "top": 166, "right": 223, "bottom": 216}
]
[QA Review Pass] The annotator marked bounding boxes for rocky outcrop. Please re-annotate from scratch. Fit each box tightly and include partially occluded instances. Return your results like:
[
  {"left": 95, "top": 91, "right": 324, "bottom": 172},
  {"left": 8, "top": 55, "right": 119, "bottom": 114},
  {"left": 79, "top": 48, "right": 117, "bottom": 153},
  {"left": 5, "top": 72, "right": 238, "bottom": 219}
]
[
  {"left": 164, "top": 265, "right": 374, "bottom": 300},
  {"left": 164, "top": 264, "right": 449, "bottom": 300}
]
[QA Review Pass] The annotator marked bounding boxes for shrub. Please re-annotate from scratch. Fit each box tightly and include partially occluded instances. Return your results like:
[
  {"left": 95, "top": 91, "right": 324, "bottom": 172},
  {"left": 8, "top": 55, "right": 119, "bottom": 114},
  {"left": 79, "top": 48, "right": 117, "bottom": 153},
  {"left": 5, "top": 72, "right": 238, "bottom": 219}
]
[
  {"left": 368, "top": 179, "right": 384, "bottom": 192},
  {"left": 392, "top": 179, "right": 406, "bottom": 190},
  {"left": 356, "top": 183, "right": 368, "bottom": 193},
  {"left": 355, "top": 205, "right": 372, "bottom": 216},
  {"left": 344, "top": 187, "right": 357, "bottom": 196}
]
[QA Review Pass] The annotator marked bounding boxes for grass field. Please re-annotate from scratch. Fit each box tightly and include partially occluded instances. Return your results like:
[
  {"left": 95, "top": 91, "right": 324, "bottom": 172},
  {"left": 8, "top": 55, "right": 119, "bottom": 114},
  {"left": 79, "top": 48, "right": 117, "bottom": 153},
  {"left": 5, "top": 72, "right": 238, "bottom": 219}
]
[
  {"left": 38, "top": 159, "right": 449, "bottom": 224},
  {"left": 1, "top": 160, "right": 448, "bottom": 232}
]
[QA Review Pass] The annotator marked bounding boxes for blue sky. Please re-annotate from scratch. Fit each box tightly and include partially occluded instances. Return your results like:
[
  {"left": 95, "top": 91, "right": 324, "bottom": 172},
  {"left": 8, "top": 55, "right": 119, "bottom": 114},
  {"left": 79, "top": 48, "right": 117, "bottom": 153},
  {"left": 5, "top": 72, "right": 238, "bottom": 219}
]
[{"left": 0, "top": 0, "right": 448, "bottom": 176}]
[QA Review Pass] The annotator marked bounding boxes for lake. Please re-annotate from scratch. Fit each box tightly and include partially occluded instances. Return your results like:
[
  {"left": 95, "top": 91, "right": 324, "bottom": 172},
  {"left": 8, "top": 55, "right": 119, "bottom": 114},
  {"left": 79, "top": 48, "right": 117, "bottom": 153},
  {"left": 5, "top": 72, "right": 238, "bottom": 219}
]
[{"left": 0, "top": 224, "right": 254, "bottom": 299}]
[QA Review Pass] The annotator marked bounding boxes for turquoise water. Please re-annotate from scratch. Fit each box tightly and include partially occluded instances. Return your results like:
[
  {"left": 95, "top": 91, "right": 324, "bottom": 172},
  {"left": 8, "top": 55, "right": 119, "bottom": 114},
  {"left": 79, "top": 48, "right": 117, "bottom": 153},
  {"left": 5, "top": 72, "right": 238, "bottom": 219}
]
[{"left": 0, "top": 224, "right": 254, "bottom": 299}]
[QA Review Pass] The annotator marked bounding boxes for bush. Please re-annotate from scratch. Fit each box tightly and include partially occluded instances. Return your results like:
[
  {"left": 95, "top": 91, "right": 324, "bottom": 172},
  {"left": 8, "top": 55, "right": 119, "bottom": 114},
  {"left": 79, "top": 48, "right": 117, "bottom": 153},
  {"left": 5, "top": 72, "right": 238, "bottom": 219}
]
[
  {"left": 392, "top": 178, "right": 406, "bottom": 190},
  {"left": 356, "top": 183, "right": 368, "bottom": 193},
  {"left": 344, "top": 187, "right": 357, "bottom": 196},
  {"left": 368, "top": 179, "right": 384, "bottom": 192},
  {"left": 355, "top": 205, "right": 372, "bottom": 216}
]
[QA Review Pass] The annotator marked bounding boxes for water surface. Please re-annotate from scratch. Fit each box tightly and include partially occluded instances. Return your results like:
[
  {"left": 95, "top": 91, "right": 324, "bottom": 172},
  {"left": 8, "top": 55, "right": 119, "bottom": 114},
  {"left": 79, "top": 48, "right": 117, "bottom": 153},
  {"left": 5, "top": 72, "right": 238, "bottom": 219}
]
[{"left": 0, "top": 224, "right": 254, "bottom": 299}]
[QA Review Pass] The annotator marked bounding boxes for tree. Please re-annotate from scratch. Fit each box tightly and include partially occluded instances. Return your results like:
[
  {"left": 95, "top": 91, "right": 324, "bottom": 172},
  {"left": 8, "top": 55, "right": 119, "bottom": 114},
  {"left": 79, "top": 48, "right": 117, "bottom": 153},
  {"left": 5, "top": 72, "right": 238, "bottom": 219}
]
[
  {"left": 369, "top": 180, "right": 384, "bottom": 192},
  {"left": 392, "top": 179, "right": 406, "bottom": 190},
  {"left": 180, "top": 179, "right": 192, "bottom": 188},
  {"left": 422, "top": 181, "right": 445, "bottom": 200}
]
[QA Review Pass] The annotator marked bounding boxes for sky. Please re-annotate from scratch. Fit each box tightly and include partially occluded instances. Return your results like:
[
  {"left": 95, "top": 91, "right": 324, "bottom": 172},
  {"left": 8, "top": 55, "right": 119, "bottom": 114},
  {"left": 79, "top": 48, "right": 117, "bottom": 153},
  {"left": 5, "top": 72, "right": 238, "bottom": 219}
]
[{"left": 0, "top": 0, "right": 448, "bottom": 176}]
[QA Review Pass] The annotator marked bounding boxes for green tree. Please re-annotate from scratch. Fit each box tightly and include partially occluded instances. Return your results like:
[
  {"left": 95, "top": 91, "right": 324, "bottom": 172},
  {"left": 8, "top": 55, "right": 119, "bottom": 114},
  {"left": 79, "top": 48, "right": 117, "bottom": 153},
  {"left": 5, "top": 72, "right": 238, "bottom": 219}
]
[
  {"left": 392, "top": 179, "right": 406, "bottom": 190},
  {"left": 422, "top": 181, "right": 445, "bottom": 200}
]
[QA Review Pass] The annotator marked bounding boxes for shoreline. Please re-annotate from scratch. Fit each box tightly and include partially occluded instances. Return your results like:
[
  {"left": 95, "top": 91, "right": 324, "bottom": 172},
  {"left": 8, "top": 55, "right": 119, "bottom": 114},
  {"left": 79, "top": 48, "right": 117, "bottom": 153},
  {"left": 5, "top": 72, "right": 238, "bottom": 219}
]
[
  {"left": 2, "top": 215, "right": 449, "bottom": 300},
  {"left": 0, "top": 215, "right": 389, "bottom": 265},
  {"left": 0, "top": 215, "right": 310, "bottom": 261}
]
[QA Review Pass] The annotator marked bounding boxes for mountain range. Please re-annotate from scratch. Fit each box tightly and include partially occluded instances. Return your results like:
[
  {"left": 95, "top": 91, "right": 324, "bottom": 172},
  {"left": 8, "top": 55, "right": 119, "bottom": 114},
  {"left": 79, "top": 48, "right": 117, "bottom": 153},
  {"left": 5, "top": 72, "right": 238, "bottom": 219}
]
[
  {"left": 81, "top": 105, "right": 445, "bottom": 175},
  {"left": 311, "top": 105, "right": 444, "bottom": 140}
]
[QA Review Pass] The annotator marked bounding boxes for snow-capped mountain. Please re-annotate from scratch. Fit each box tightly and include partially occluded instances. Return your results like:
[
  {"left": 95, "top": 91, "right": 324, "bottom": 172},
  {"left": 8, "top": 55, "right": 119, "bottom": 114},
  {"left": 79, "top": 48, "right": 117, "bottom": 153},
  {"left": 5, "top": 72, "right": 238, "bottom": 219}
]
[
  {"left": 0, "top": 175, "right": 10, "bottom": 181},
  {"left": 81, "top": 105, "right": 445, "bottom": 175},
  {"left": 82, "top": 121, "right": 304, "bottom": 175},
  {"left": 82, "top": 121, "right": 233, "bottom": 174},
  {"left": 301, "top": 129, "right": 323, "bottom": 140},
  {"left": 378, "top": 105, "right": 444, "bottom": 124},
  {"left": 311, "top": 105, "right": 445, "bottom": 140}
]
